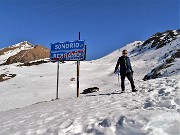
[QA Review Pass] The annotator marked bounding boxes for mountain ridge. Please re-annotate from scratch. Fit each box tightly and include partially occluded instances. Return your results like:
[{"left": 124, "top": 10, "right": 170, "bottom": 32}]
[{"left": 0, "top": 29, "right": 179, "bottom": 80}]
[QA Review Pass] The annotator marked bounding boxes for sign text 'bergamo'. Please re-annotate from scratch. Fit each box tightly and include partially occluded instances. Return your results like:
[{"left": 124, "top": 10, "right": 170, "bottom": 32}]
[{"left": 50, "top": 40, "right": 85, "bottom": 61}]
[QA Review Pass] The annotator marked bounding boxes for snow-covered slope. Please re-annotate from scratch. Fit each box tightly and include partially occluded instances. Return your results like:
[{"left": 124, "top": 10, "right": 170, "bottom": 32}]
[
  {"left": 0, "top": 75, "right": 179, "bottom": 135},
  {"left": 0, "top": 29, "right": 179, "bottom": 135}
]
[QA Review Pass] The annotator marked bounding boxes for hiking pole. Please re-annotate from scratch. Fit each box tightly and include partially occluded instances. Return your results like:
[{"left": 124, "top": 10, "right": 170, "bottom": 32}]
[{"left": 118, "top": 72, "right": 120, "bottom": 87}]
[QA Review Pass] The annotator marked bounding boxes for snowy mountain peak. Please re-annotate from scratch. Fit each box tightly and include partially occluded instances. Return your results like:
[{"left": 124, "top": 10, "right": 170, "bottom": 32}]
[
  {"left": 0, "top": 42, "right": 49, "bottom": 65},
  {"left": 131, "top": 29, "right": 180, "bottom": 80},
  {"left": 7, "top": 41, "right": 34, "bottom": 51},
  {"left": 0, "top": 41, "right": 34, "bottom": 55}
]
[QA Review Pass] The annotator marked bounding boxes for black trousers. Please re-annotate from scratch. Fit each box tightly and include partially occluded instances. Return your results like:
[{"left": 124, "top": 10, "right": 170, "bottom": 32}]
[{"left": 120, "top": 72, "right": 135, "bottom": 91}]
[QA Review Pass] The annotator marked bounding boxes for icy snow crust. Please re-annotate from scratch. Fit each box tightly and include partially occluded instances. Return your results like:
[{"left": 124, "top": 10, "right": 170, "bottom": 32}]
[{"left": 0, "top": 39, "right": 179, "bottom": 135}]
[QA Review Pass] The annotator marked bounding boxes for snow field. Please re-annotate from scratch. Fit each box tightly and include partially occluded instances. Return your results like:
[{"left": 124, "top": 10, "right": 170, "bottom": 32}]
[{"left": 0, "top": 75, "right": 179, "bottom": 135}]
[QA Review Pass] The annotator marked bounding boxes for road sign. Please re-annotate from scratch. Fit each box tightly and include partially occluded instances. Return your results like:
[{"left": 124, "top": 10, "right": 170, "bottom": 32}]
[
  {"left": 51, "top": 33, "right": 86, "bottom": 99},
  {"left": 50, "top": 40, "right": 85, "bottom": 61}
]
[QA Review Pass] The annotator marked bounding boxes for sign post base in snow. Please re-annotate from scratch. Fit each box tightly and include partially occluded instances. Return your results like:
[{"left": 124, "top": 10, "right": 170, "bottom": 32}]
[{"left": 50, "top": 32, "right": 86, "bottom": 98}]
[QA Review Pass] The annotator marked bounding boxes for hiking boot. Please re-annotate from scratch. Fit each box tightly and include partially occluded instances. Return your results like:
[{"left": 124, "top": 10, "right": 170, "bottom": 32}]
[{"left": 132, "top": 89, "right": 138, "bottom": 92}]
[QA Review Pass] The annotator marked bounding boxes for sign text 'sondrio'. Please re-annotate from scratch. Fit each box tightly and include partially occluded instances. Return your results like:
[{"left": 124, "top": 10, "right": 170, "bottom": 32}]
[
  {"left": 50, "top": 40, "right": 85, "bottom": 61},
  {"left": 55, "top": 42, "right": 83, "bottom": 50}
]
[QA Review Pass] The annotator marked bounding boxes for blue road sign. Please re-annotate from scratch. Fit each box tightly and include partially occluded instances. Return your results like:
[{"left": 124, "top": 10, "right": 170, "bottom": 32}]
[{"left": 50, "top": 40, "right": 85, "bottom": 61}]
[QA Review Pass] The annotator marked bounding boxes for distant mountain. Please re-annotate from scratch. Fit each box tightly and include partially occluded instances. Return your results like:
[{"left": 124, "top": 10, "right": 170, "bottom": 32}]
[
  {"left": 6, "top": 45, "right": 50, "bottom": 65},
  {"left": 0, "top": 41, "right": 50, "bottom": 65},
  {"left": 0, "top": 41, "right": 33, "bottom": 56}
]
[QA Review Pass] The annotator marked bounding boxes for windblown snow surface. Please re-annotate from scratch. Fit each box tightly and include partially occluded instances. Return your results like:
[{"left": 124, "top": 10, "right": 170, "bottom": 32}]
[{"left": 0, "top": 39, "right": 179, "bottom": 135}]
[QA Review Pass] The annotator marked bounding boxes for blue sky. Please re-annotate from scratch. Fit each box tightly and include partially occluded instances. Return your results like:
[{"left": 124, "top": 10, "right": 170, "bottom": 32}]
[{"left": 0, "top": 0, "right": 179, "bottom": 60}]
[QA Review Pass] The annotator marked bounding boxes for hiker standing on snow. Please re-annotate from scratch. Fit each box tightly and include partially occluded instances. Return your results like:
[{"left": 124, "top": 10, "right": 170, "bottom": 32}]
[{"left": 114, "top": 49, "right": 137, "bottom": 93}]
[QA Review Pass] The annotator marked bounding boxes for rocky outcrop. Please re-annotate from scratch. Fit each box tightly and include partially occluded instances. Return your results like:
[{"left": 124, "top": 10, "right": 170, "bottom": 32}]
[
  {"left": 0, "top": 74, "right": 16, "bottom": 82},
  {"left": 143, "top": 63, "right": 173, "bottom": 81},
  {"left": 130, "top": 30, "right": 180, "bottom": 54},
  {"left": 142, "top": 30, "right": 180, "bottom": 49},
  {"left": 143, "top": 49, "right": 180, "bottom": 81},
  {"left": 18, "top": 59, "right": 50, "bottom": 66}
]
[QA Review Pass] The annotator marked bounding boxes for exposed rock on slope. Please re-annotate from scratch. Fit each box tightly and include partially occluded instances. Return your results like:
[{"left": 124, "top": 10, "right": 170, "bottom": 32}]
[
  {"left": 0, "top": 74, "right": 16, "bottom": 82},
  {"left": 143, "top": 49, "right": 180, "bottom": 81},
  {"left": 142, "top": 38, "right": 180, "bottom": 80}
]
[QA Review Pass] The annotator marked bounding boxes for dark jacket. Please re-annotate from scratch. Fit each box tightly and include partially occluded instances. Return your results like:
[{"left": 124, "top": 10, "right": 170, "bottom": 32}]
[{"left": 115, "top": 56, "right": 133, "bottom": 74}]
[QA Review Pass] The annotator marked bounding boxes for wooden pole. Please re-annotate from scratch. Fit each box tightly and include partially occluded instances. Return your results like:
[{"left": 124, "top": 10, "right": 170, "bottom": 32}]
[
  {"left": 77, "top": 32, "right": 80, "bottom": 97},
  {"left": 77, "top": 61, "right": 80, "bottom": 97},
  {"left": 56, "top": 60, "right": 60, "bottom": 99}
]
